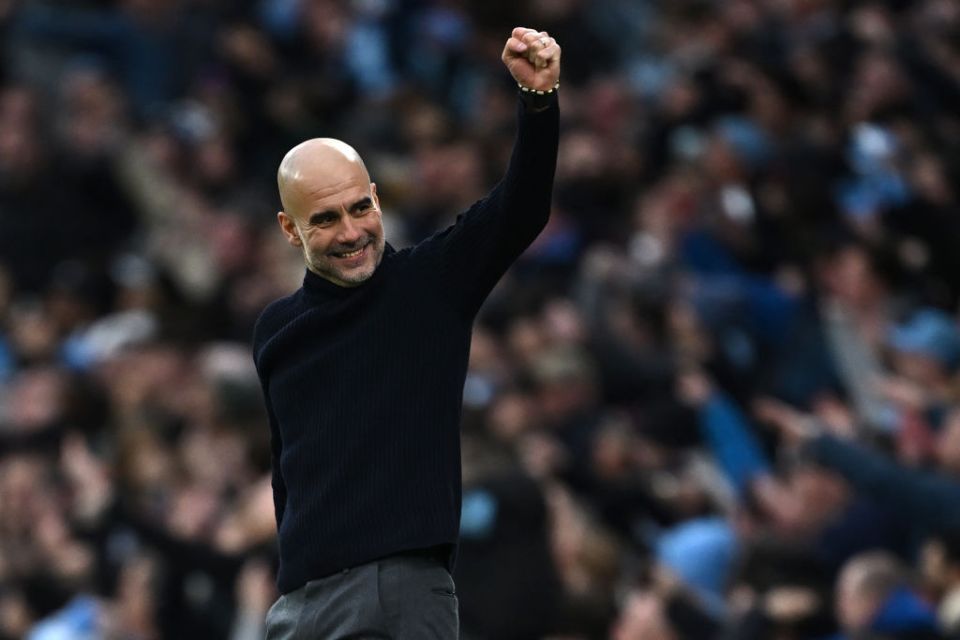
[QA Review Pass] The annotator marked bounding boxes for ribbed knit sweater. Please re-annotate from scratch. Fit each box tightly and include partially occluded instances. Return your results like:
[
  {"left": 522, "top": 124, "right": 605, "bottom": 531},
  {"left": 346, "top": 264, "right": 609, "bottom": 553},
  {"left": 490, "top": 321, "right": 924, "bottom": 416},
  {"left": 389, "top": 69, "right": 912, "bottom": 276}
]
[{"left": 252, "top": 95, "right": 559, "bottom": 594}]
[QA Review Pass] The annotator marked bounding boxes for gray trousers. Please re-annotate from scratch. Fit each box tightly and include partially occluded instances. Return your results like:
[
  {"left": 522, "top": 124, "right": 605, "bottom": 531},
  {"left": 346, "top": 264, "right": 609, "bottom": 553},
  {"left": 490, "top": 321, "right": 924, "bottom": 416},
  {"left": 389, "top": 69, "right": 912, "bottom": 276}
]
[{"left": 265, "top": 554, "right": 459, "bottom": 639}]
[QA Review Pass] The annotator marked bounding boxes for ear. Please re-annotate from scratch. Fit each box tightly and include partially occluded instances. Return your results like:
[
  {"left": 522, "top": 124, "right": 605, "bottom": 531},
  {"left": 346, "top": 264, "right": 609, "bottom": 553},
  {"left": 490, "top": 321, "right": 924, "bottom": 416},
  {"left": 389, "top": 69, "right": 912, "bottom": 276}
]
[
  {"left": 371, "top": 183, "right": 381, "bottom": 212},
  {"left": 277, "top": 211, "right": 303, "bottom": 247}
]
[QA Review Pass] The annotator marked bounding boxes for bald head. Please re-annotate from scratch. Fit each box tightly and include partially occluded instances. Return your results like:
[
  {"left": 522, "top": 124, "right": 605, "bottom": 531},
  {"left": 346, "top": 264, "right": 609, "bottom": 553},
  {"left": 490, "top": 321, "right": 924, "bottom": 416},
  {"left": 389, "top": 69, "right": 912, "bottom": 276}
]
[
  {"left": 837, "top": 551, "right": 905, "bottom": 632},
  {"left": 275, "top": 137, "right": 385, "bottom": 287},
  {"left": 277, "top": 138, "right": 371, "bottom": 216}
]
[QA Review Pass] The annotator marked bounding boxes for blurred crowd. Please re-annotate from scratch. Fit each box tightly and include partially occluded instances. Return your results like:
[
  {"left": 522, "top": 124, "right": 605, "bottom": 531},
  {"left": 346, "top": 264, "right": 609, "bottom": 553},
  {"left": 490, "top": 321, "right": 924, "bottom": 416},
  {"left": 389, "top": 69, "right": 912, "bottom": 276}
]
[{"left": 1, "top": 0, "right": 959, "bottom": 639}]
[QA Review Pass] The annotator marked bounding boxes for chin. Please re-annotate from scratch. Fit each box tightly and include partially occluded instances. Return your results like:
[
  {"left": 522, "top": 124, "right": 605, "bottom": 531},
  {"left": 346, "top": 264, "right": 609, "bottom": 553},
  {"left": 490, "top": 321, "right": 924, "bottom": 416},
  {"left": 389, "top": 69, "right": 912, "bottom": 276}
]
[
  {"left": 340, "top": 270, "right": 375, "bottom": 286},
  {"left": 333, "top": 261, "right": 377, "bottom": 286}
]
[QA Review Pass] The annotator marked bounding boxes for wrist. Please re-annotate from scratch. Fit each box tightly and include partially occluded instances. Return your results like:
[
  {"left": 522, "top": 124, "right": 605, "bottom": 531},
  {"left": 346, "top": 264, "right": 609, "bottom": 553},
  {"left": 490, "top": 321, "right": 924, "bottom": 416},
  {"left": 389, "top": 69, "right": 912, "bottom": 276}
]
[{"left": 518, "top": 80, "right": 559, "bottom": 112}]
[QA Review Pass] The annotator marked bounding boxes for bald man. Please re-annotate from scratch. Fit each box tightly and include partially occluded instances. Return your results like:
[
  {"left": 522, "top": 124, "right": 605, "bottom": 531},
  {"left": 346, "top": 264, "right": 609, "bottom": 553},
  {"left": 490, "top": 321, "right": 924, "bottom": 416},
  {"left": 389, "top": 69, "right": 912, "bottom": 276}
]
[
  {"left": 252, "top": 28, "right": 561, "bottom": 639},
  {"left": 275, "top": 139, "right": 386, "bottom": 289}
]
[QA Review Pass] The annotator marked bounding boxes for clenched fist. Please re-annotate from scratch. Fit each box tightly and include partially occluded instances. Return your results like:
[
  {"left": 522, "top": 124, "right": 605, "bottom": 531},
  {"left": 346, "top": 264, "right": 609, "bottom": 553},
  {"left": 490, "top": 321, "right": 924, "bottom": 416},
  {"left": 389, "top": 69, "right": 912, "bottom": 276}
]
[{"left": 502, "top": 27, "right": 561, "bottom": 92}]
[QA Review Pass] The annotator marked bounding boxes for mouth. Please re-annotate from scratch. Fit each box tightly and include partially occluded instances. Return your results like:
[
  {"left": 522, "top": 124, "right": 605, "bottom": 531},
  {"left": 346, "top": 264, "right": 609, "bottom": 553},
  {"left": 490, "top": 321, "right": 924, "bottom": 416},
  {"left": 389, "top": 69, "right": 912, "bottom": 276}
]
[{"left": 331, "top": 241, "right": 370, "bottom": 261}]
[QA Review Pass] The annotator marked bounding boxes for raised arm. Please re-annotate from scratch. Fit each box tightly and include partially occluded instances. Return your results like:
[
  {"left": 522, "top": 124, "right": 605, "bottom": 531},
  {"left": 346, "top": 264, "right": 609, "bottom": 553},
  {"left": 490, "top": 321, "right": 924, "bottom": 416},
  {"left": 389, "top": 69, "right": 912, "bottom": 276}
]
[
  {"left": 419, "top": 28, "right": 562, "bottom": 316},
  {"left": 803, "top": 434, "right": 960, "bottom": 533}
]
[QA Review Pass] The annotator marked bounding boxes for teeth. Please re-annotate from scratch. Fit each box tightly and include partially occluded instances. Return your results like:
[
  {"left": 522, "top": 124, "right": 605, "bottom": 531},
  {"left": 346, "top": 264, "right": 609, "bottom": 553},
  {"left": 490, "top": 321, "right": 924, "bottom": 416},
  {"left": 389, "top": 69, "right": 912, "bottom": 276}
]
[{"left": 339, "top": 246, "right": 364, "bottom": 258}]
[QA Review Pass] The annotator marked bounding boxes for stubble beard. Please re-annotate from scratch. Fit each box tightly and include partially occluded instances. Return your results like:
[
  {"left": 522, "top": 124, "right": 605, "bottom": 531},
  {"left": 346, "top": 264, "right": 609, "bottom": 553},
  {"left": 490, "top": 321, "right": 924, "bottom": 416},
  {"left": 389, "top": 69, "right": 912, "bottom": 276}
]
[{"left": 304, "top": 235, "right": 385, "bottom": 287}]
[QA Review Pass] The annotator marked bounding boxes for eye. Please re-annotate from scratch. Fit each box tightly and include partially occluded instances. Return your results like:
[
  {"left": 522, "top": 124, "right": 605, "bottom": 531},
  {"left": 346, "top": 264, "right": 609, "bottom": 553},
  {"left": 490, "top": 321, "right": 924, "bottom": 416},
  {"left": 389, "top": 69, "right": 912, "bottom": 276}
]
[
  {"left": 353, "top": 202, "right": 374, "bottom": 216},
  {"left": 312, "top": 214, "right": 337, "bottom": 226}
]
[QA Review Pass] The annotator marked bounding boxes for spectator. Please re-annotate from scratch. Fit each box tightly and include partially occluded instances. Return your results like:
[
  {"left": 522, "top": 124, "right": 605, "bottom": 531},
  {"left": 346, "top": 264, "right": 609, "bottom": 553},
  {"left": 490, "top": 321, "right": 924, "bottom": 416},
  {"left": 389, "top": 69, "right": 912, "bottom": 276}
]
[{"left": 834, "top": 551, "right": 941, "bottom": 640}]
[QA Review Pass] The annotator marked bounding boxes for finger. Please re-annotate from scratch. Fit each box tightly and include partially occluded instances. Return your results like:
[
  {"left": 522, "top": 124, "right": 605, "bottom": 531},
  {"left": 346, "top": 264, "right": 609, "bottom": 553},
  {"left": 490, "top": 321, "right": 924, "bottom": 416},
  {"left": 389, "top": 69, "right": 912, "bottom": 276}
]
[
  {"left": 512, "top": 27, "right": 539, "bottom": 41},
  {"left": 536, "top": 42, "right": 560, "bottom": 67},
  {"left": 546, "top": 41, "right": 561, "bottom": 62},
  {"left": 521, "top": 30, "right": 549, "bottom": 49},
  {"left": 504, "top": 36, "right": 527, "bottom": 54},
  {"left": 507, "top": 29, "right": 545, "bottom": 58},
  {"left": 521, "top": 34, "right": 547, "bottom": 67},
  {"left": 525, "top": 33, "right": 556, "bottom": 65},
  {"left": 533, "top": 36, "right": 556, "bottom": 52},
  {"left": 531, "top": 40, "right": 558, "bottom": 70}
]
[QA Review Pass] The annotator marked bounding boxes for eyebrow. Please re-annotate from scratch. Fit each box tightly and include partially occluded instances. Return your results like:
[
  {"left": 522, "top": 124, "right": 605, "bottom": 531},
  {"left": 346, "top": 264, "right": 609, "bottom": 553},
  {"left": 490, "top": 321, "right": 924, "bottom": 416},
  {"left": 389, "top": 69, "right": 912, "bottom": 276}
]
[{"left": 308, "top": 197, "right": 373, "bottom": 224}]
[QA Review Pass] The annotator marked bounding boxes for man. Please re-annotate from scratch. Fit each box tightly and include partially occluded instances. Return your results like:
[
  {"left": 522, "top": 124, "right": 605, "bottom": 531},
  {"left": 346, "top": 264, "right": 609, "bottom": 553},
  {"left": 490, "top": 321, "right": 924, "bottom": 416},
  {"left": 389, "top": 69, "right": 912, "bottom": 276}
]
[
  {"left": 252, "top": 27, "right": 561, "bottom": 639},
  {"left": 834, "top": 551, "right": 941, "bottom": 639}
]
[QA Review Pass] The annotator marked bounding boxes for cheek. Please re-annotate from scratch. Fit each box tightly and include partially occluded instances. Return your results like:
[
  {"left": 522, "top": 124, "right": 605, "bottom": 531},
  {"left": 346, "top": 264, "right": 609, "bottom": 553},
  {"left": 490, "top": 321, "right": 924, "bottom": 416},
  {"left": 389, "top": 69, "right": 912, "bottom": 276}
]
[
  {"left": 303, "top": 230, "right": 332, "bottom": 252},
  {"left": 363, "top": 214, "right": 384, "bottom": 236}
]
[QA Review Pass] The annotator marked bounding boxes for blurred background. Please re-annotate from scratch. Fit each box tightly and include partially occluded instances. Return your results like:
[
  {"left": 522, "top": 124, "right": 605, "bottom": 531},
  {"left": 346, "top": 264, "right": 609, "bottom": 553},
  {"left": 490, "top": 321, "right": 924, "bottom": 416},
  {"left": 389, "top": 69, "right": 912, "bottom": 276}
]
[{"left": 0, "top": 0, "right": 959, "bottom": 638}]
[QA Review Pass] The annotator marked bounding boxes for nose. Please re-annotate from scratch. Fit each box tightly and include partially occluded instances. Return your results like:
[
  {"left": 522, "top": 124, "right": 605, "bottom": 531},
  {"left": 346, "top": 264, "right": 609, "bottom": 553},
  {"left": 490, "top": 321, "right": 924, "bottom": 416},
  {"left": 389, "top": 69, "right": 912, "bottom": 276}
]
[{"left": 337, "top": 215, "right": 363, "bottom": 245}]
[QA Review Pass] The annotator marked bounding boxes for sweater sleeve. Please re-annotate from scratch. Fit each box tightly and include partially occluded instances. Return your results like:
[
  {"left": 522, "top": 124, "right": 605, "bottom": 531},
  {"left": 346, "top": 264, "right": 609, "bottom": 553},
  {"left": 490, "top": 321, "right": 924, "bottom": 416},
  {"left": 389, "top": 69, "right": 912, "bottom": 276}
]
[
  {"left": 262, "top": 386, "right": 288, "bottom": 529},
  {"left": 252, "top": 310, "right": 288, "bottom": 531},
  {"left": 417, "top": 95, "right": 560, "bottom": 316},
  {"left": 803, "top": 434, "right": 960, "bottom": 532}
]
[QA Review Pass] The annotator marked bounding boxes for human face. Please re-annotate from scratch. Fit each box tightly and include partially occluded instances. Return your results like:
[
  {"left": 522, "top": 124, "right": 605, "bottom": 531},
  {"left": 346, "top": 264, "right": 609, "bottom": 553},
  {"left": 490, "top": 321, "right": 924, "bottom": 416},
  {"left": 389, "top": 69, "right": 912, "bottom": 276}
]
[
  {"left": 836, "top": 564, "right": 877, "bottom": 632},
  {"left": 279, "top": 178, "right": 385, "bottom": 287},
  {"left": 611, "top": 591, "right": 677, "bottom": 640},
  {"left": 936, "top": 410, "right": 960, "bottom": 475}
]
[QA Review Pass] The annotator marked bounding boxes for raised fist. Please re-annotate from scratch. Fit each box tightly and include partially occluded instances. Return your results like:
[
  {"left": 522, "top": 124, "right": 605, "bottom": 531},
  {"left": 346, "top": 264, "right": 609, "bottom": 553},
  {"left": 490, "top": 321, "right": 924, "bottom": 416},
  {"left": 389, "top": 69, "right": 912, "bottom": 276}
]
[{"left": 501, "top": 27, "right": 561, "bottom": 92}]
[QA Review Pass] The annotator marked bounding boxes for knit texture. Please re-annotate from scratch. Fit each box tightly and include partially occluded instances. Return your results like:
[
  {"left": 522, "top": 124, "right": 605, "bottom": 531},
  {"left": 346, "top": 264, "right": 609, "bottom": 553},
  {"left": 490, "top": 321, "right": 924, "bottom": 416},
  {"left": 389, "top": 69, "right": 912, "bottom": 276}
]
[{"left": 253, "top": 96, "right": 559, "bottom": 594}]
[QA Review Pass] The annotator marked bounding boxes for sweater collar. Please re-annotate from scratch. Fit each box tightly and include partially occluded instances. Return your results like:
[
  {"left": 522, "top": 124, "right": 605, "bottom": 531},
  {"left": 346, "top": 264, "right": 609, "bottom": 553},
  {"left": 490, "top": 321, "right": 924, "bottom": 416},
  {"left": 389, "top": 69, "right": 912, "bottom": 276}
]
[{"left": 301, "top": 243, "right": 396, "bottom": 299}]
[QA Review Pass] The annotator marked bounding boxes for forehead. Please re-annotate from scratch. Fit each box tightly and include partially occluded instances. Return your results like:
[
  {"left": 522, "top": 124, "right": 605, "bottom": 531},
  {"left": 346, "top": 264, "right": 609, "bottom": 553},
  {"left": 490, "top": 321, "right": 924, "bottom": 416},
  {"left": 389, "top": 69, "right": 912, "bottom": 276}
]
[{"left": 286, "top": 163, "right": 371, "bottom": 219}]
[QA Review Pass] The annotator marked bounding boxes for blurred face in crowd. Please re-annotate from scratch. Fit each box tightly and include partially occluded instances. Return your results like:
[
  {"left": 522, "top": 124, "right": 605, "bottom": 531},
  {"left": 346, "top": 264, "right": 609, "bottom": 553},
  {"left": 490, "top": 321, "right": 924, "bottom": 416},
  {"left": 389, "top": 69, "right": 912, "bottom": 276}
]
[
  {"left": 835, "top": 553, "right": 901, "bottom": 634},
  {"left": 785, "top": 466, "right": 850, "bottom": 535},
  {"left": 612, "top": 590, "right": 677, "bottom": 640},
  {"left": 936, "top": 409, "right": 960, "bottom": 476},
  {"left": 8, "top": 367, "right": 67, "bottom": 430},
  {"left": 836, "top": 563, "right": 879, "bottom": 632},
  {"left": 277, "top": 139, "right": 385, "bottom": 287},
  {"left": 820, "top": 246, "right": 884, "bottom": 309},
  {"left": 920, "top": 537, "right": 951, "bottom": 593}
]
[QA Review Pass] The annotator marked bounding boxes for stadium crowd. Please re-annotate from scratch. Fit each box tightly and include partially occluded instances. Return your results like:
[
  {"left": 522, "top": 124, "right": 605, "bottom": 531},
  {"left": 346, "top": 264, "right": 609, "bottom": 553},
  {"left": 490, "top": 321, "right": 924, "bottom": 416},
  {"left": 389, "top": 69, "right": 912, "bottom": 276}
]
[{"left": 1, "top": 0, "right": 960, "bottom": 638}]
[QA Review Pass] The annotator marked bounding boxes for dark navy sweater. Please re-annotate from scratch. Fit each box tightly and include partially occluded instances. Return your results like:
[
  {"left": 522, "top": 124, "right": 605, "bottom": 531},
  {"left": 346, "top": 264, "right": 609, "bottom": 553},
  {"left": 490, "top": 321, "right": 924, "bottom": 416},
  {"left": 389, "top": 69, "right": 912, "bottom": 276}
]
[{"left": 252, "top": 96, "right": 559, "bottom": 594}]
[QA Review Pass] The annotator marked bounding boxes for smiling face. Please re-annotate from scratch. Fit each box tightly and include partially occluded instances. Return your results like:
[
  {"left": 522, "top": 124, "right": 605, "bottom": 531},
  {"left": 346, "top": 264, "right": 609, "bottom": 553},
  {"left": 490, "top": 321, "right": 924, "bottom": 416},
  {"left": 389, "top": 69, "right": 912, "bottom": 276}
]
[{"left": 277, "top": 139, "right": 386, "bottom": 287}]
